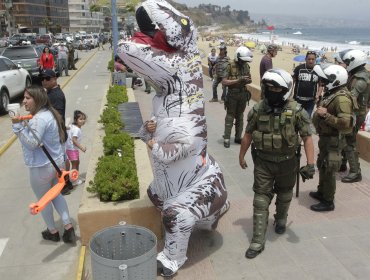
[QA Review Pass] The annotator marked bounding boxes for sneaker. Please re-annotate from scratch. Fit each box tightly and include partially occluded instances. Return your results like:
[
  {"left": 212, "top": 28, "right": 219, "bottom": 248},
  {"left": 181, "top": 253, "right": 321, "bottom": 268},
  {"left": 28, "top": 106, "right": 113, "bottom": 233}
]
[
  {"left": 72, "top": 179, "right": 84, "bottom": 186},
  {"left": 42, "top": 229, "right": 60, "bottom": 242},
  {"left": 61, "top": 187, "right": 71, "bottom": 196},
  {"left": 209, "top": 98, "right": 218, "bottom": 103},
  {"left": 65, "top": 179, "right": 74, "bottom": 190},
  {"left": 62, "top": 227, "right": 76, "bottom": 243},
  {"left": 157, "top": 252, "right": 181, "bottom": 277}
]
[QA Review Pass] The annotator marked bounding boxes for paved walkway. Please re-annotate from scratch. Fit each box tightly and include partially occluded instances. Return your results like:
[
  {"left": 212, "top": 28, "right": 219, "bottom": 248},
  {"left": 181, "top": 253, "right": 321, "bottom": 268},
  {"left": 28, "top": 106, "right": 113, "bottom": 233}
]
[{"left": 131, "top": 78, "right": 370, "bottom": 279}]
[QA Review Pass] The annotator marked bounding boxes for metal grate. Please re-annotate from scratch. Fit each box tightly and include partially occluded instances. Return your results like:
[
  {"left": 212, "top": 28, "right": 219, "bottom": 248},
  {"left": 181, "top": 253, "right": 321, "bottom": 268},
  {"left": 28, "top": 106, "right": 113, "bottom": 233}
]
[{"left": 117, "top": 102, "right": 143, "bottom": 139}]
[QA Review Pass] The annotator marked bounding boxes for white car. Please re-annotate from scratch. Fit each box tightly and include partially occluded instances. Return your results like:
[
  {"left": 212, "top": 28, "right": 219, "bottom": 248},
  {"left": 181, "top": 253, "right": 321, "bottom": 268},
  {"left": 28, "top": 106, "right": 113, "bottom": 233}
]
[{"left": 0, "top": 56, "right": 32, "bottom": 114}]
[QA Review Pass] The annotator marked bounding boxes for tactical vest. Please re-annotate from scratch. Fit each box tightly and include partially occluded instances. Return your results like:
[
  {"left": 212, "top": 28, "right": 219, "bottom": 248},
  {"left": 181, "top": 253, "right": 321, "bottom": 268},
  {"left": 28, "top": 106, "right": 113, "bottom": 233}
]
[
  {"left": 251, "top": 100, "right": 301, "bottom": 162},
  {"left": 228, "top": 61, "right": 250, "bottom": 92},
  {"left": 348, "top": 68, "right": 370, "bottom": 115},
  {"left": 214, "top": 56, "right": 230, "bottom": 77},
  {"left": 312, "top": 88, "right": 353, "bottom": 136}
]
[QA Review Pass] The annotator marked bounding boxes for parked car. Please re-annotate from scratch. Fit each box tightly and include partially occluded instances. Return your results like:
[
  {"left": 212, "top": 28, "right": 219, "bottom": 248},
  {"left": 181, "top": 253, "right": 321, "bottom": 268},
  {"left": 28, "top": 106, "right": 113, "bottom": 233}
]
[
  {"left": 8, "top": 34, "right": 28, "bottom": 46},
  {"left": 35, "top": 34, "right": 54, "bottom": 46},
  {"left": 0, "top": 55, "right": 32, "bottom": 114},
  {"left": 1, "top": 45, "right": 42, "bottom": 78}
]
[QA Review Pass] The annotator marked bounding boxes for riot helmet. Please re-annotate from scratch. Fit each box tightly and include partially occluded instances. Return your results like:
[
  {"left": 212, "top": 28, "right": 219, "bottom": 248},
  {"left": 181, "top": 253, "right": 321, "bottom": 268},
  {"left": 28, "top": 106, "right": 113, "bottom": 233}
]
[
  {"left": 313, "top": 63, "right": 348, "bottom": 91},
  {"left": 262, "top": 68, "right": 293, "bottom": 107},
  {"left": 339, "top": 49, "right": 367, "bottom": 73},
  {"left": 234, "top": 46, "right": 253, "bottom": 62}
]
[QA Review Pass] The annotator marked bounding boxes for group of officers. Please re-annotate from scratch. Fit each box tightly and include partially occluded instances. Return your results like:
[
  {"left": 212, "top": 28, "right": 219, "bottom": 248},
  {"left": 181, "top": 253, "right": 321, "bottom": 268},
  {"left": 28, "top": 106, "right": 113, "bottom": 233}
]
[{"left": 209, "top": 45, "right": 370, "bottom": 259}]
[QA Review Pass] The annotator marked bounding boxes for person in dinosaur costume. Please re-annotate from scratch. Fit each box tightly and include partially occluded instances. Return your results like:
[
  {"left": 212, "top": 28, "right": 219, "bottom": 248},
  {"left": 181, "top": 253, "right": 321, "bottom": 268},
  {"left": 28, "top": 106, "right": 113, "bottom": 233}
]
[{"left": 118, "top": 0, "right": 229, "bottom": 276}]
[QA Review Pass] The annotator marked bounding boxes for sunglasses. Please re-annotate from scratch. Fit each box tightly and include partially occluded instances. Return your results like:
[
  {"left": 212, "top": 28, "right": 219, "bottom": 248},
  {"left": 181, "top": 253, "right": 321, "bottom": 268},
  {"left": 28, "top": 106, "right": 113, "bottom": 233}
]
[
  {"left": 306, "top": 51, "right": 317, "bottom": 57},
  {"left": 41, "top": 76, "right": 52, "bottom": 81}
]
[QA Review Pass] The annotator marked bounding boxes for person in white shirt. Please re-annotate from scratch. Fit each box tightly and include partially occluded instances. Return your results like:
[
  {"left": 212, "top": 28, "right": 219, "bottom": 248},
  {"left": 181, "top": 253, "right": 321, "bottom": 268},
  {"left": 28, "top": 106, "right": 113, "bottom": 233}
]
[
  {"left": 66, "top": 110, "right": 87, "bottom": 186},
  {"left": 207, "top": 48, "right": 217, "bottom": 80},
  {"left": 57, "top": 43, "right": 69, "bottom": 76}
]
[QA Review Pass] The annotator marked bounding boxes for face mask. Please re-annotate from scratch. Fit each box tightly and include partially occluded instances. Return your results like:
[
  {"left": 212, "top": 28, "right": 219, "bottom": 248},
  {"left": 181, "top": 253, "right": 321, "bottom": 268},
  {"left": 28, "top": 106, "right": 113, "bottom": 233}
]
[{"left": 264, "top": 90, "right": 286, "bottom": 108}]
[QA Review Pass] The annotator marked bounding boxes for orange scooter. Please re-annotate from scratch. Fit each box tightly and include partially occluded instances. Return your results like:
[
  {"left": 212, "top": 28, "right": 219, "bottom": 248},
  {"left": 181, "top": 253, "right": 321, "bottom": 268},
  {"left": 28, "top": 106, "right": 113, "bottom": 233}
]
[{"left": 18, "top": 115, "right": 79, "bottom": 215}]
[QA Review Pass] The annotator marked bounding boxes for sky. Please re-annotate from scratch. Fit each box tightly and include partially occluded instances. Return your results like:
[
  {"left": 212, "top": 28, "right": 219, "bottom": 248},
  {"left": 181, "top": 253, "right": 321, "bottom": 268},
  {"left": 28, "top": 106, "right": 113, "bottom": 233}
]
[{"left": 174, "top": 0, "right": 370, "bottom": 22}]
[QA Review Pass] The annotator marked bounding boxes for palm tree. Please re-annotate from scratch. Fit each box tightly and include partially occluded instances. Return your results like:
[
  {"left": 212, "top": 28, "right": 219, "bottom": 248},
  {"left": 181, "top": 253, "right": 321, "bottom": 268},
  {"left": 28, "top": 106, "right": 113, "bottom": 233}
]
[{"left": 41, "top": 18, "right": 51, "bottom": 33}]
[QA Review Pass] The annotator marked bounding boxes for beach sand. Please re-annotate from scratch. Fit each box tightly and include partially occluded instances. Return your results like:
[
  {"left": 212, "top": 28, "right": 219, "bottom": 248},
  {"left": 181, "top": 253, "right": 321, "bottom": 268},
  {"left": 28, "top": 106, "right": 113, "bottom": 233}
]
[{"left": 197, "top": 39, "right": 370, "bottom": 87}]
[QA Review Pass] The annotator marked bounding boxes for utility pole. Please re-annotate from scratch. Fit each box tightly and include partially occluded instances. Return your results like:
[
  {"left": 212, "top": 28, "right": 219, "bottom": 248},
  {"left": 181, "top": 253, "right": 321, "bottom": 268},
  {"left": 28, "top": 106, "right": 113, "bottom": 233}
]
[{"left": 111, "top": 0, "right": 119, "bottom": 56}]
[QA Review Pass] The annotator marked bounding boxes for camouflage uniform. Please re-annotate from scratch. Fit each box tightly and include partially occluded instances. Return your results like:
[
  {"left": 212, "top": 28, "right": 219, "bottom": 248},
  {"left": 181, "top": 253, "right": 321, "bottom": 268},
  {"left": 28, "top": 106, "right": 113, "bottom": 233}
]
[
  {"left": 67, "top": 43, "right": 76, "bottom": 70},
  {"left": 342, "top": 67, "right": 369, "bottom": 181},
  {"left": 246, "top": 99, "right": 312, "bottom": 251},
  {"left": 212, "top": 55, "right": 229, "bottom": 101},
  {"left": 312, "top": 87, "right": 353, "bottom": 201},
  {"left": 223, "top": 61, "right": 252, "bottom": 142}
]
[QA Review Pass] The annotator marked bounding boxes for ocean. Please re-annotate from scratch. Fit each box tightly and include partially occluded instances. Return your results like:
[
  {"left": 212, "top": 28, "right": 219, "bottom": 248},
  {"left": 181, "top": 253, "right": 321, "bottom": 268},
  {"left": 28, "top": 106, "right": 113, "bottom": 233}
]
[{"left": 235, "top": 27, "right": 370, "bottom": 54}]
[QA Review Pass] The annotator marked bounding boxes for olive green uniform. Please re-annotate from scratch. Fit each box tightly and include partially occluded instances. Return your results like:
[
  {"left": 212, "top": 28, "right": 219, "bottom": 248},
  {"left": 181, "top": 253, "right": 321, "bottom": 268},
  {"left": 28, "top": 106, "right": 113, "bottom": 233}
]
[
  {"left": 67, "top": 44, "right": 76, "bottom": 70},
  {"left": 246, "top": 99, "right": 312, "bottom": 250},
  {"left": 312, "top": 88, "right": 353, "bottom": 201},
  {"left": 223, "top": 61, "right": 252, "bottom": 141},
  {"left": 342, "top": 67, "right": 369, "bottom": 176}
]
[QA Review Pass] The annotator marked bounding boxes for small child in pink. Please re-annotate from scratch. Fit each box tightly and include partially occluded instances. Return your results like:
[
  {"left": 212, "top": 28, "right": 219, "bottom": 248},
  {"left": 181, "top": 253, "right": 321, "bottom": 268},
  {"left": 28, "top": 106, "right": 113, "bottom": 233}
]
[{"left": 66, "top": 110, "right": 87, "bottom": 186}]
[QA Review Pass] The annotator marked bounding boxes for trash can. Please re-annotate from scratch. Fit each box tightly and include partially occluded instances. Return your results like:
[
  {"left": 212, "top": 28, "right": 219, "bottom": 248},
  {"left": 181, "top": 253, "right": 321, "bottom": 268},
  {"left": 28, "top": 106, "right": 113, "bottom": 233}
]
[
  {"left": 90, "top": 224, "right": 157, "bottom": 280},
  {"left": 112, "top": 72, "right": 126, "bottom": 86}
]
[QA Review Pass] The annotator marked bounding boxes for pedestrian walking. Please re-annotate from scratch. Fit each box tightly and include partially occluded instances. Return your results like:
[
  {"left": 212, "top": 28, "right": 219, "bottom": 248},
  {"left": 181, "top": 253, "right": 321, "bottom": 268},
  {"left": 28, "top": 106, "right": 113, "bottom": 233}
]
[
  {"left": 221, "top": 46, "right": 253, "bottom": 147},
  {"left": 209, "top": 44, "right": 229, "bottom": 103},
  {"left": 239, "top": 68, "right": 315, "bottom": 258}
]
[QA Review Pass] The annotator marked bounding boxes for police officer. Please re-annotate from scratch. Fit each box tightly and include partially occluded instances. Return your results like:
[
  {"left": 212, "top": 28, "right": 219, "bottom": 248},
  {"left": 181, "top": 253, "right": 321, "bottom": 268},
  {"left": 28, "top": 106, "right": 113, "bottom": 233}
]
[
  {"left": 209, "top": 44, "right": 229, "bottom": 103},
  {"left": 222, "top": 46, "right": 253, "bottom": 147},
  {"left": 310, "top": 64, "right": 353, "bottom": 211},
  {"left": 338, "top": 50, "right": 369, "bottom": 182},
  {"left": 67, "top": 42, "right": 77, "bottom": 70},
  {"left": 239, "top": 68, "right": 315, "bottom": 258}
]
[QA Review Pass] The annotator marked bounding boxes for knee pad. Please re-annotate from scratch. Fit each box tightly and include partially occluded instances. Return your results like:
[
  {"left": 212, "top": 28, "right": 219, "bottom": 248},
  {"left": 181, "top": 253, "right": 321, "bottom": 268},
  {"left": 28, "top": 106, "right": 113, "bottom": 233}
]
[{"left": 253, "top": 194, "right": 270, "bottom": 210}]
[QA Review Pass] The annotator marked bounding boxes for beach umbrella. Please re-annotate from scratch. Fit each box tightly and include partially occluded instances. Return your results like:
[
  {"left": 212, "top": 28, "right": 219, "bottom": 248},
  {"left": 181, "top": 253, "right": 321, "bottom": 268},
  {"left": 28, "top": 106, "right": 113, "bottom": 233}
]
[
  {"left": 293, "top": 55, "right": 306, "bottom": 62},
  {"left": 244, "top": 41, "right": 256, "bottom": 49}
]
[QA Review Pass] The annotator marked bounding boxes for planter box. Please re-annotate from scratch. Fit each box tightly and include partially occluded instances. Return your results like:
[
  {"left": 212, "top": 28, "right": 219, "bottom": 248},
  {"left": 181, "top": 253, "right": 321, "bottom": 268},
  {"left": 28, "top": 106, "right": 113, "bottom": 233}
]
[{"left": 78, "top": 88, "right": 162, "bottom": 246}]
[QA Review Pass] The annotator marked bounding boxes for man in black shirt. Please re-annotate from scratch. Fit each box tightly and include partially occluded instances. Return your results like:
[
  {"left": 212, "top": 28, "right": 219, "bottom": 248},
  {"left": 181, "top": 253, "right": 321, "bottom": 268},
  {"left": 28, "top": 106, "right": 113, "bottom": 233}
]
[
  {"left": 40, "top": 69, "right": 66, "bottom": 122},
  {"left": 40, "top": 69, "right": 72, "bottom": 194},
  {"left": 293, "top": 51, "right": 321, "bottom": 116}
]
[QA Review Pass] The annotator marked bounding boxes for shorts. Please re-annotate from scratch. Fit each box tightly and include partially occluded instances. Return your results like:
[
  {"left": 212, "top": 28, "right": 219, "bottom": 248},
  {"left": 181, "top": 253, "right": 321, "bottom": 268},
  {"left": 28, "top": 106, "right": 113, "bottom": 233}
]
[{"left": 66, "top": 149, "right": 79, "bottom": 161}]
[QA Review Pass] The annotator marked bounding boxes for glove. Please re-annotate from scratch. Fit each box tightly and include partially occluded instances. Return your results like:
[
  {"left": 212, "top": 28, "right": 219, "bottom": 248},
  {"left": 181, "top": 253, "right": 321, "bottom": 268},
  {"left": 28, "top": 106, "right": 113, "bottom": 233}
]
[{"left": 299, "top": 164, "right": 315, "bottom": 182}]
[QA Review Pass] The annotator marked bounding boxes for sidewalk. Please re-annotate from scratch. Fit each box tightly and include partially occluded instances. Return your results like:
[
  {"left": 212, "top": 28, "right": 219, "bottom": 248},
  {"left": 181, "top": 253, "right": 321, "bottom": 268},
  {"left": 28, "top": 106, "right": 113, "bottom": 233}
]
[
  {"left": 106, "top": 78, "right": 370, "bottom": 280},
  {"left": 0, "top": 49, "right": 98, "bottom": 153}
]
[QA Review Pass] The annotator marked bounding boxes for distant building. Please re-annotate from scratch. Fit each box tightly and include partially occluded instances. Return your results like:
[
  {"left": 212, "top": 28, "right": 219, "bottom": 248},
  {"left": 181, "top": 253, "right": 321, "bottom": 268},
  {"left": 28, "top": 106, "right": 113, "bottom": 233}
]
[
  {"left": 68, "top": 0, "right": 104, "bottom": 33},
  {"left": 0, "top": 0, "right": 69, "bottom": 35}
]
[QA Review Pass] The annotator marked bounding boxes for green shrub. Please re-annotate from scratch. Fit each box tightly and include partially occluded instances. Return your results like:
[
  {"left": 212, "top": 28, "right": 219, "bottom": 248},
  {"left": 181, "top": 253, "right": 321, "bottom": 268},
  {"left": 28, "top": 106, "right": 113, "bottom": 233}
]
[
  {"left": 107, "top": 85, "right": 128, "bottom": 105},
  {"left": 88, "top": 76, "right": 139, "bottom": 202},
  {"left": 107, "top": 56, "right": 114, "bottom": 72},
  {"left": 87, "top": 155, "right": 139, "bottom": 201},
  {"left": 103, "top": 133, "right": 134, "bottom": 156}
]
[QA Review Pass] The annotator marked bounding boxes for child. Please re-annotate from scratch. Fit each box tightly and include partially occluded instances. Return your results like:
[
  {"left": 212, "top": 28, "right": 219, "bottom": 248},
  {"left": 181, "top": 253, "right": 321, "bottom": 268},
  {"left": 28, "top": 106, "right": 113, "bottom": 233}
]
[{"left": 66, "top": 110, "right": 87, "bottom": 186}]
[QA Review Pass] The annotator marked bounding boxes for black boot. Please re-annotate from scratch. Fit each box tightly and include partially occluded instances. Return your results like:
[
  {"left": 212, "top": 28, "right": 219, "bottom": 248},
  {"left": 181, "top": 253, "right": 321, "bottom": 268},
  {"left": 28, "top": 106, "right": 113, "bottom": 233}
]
[
  {"left": 309, "top": 191, "right": 324, "bottom": 202},
  {"left": 341, "top": 173, "right": 362, "bottom": 183},
  {"left": 234, "top": 138, "right": 241, "bottom": 144},
  {"left": 275, "top": 223, "right": 286, "bottom": 234},
  {"left": 339, "top": 163, "right": 347, "bottom": 172},
  {"left": 245, "top": 244, "right": 264, "bottom": 259},
  {"left": 310, "top": 201, "right": 335, "bottom": 212}
]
